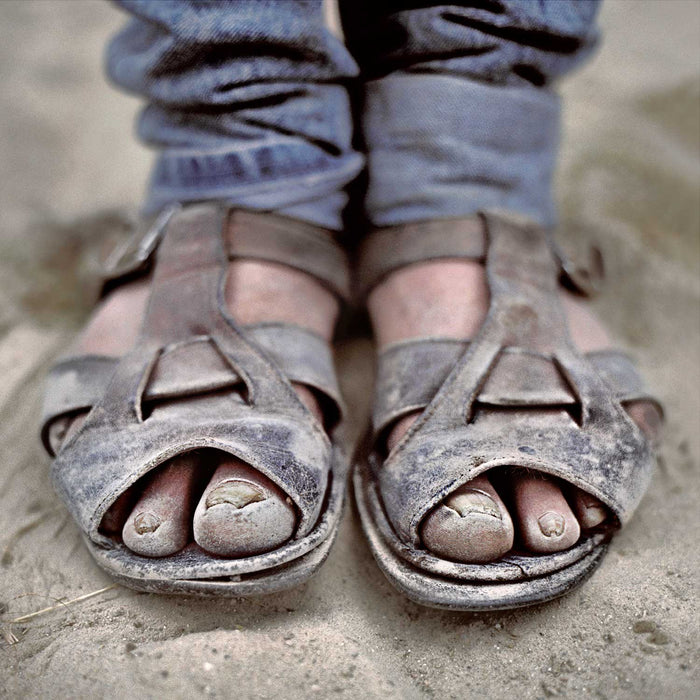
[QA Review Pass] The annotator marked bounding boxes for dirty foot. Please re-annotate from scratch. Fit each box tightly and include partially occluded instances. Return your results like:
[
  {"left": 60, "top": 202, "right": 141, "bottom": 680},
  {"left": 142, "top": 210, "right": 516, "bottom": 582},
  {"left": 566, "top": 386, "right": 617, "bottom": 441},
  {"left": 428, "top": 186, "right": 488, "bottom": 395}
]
[
  {"left": 368, "top": 260, "right": 661, "bottom": 563},
  {"left": 49, "top": 259, "right": 337, "bottom": 558}
]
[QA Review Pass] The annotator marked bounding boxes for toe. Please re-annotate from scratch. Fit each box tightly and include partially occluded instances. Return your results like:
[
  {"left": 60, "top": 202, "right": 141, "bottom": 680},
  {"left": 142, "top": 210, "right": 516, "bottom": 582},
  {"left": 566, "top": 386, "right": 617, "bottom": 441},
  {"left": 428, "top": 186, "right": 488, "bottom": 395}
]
[
  {"left": 512, "top": 472, "right": 580, "bottom": 553},
  {"left": 193, "top": 458, "right": 296, "bottom": 557},
  {"left": 292, "top": 382, "right": 324, "bottom": 423},
  {"left": 572, "top": 489, "right": 608, "bottom": 529},
  {"left": 566, "top": 400, "right": 662, "bottom": 532},
  {"left": 101, "top": 490, "right": 135, "bottom": 534},
  {"left": 626, "top": 400, "right": 663, "bottom": 443},
  {"left": 48, "top": 412, "right": 87, "bottom": 455},
  {"left": 421, "top": 474, "right": 514, "bottom": 563},
  {"left": 122, "top": 453, "right": 199, "bottom": 557}
]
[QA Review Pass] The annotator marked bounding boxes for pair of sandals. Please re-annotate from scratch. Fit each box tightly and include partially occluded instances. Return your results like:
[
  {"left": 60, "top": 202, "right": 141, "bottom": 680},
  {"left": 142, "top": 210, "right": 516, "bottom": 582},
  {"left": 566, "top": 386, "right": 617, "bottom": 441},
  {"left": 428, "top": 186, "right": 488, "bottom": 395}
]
[{"left": 42, "top": 203, "right": 661, "bottom": 609}]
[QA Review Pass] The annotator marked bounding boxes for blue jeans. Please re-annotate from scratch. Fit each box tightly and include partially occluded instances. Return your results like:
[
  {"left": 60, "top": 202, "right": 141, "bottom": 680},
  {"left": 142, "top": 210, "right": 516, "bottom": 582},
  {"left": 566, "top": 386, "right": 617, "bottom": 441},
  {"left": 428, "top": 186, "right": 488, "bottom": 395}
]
[{"left": 108, "top": 0, "right": 601, "bottom": 232}]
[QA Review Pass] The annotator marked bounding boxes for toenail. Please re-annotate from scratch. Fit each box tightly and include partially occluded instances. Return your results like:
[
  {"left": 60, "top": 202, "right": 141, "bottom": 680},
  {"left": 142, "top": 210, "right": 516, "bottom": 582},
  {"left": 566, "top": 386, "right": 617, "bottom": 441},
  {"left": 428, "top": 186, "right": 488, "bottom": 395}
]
[
  {"left": 538, "top": 511, "right": 565, "bottom": 537},
  {"left": 584, "top": 501, "right": 607, "bottom": 520},
  {"left": 445, "top": 488, "right": 501, "bottom": 519},
  {"left": 585, "top": 500, "right": 604, "bottom": 513},
  {"left": 205, "top": 480, "right": 267, "bottom": 509},
  {"left": 133, "top": 512, "right": 161, "bottom": 534}
]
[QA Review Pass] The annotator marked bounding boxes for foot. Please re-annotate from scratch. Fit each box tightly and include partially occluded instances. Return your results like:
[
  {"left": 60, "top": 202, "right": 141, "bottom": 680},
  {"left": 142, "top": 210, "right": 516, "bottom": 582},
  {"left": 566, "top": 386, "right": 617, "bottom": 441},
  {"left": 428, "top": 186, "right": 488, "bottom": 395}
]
[
  {"left": 368, "top": 260, "right": 661, "bottom": 564},
  {"left": 49, "top": 259, "right": 338, "bottom": 558}
]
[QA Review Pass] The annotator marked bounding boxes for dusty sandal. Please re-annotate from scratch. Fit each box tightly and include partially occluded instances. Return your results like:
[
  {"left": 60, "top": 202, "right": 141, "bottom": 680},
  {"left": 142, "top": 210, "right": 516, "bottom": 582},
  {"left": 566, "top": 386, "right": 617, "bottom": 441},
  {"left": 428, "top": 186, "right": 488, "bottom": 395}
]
[
  {"left": 41, "top": 204, "right": 349, "bottom": 596},
  {"left": 353, "top": 212, "right": 662, "bottom": 611}
]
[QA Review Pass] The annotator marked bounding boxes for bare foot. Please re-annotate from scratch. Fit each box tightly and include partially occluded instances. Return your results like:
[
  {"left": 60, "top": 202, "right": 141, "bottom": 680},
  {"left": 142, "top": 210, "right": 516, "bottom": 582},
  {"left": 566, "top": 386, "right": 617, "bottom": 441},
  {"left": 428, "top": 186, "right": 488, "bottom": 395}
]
[
  {"left": 368, "top": 260, "right": 660, "bottom": 563},
  {"left": 50, "top": 259, "right": 337, "bottom": 558}
]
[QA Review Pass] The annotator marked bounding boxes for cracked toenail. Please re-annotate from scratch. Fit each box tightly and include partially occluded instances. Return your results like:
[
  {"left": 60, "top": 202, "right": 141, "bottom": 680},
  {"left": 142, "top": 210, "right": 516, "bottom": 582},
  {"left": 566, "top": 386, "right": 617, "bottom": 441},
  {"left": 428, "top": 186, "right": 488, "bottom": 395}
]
[
  {"left": 445, "top": 489, "right": 501, "bottom": 519},
  {"left": 206, "top": 480, "right": 266, "bottom": 509},
  {"left": 133, "top": 512, "right": 160, "bottom": 534},
  {"left": 538, "top": 511, "right": 565, "bottom": 537}
]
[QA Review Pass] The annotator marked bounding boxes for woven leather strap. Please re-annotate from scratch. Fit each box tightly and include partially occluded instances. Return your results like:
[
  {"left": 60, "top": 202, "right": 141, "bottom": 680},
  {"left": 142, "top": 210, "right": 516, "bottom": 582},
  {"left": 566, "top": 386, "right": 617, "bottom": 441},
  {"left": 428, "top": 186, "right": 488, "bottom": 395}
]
[{"left": 371, "top": 340, "right": 662, "bottom": 443}]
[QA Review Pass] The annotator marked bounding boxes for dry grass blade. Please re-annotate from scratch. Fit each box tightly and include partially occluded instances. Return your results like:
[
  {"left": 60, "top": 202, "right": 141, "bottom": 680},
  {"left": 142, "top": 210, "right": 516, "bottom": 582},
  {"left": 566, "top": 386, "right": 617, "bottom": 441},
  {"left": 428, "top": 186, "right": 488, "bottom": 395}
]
[
  {"left": 9, "top": 584, "right": 119, "bottom": 624},
  {"left": 3, "top": 628, "right": 19, "bottom": 645}
]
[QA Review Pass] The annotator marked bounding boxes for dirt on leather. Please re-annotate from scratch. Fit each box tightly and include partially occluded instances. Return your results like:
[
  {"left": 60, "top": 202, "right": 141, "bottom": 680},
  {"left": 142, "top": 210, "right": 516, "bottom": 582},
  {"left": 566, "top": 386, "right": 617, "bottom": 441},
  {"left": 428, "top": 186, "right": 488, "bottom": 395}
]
[{"left": 1, "top": 1, "right": 698, "bottom": 698}]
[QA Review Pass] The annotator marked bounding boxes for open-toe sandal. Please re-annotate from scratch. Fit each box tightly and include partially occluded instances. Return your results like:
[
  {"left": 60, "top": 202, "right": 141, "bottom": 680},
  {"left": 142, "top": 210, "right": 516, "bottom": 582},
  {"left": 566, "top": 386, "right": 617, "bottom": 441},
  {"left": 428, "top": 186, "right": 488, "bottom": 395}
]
[
  {"left": 353, "top": 212, "right": 662, "bottom": 610},
  {"left": 41, "top": 203, "right": 349, "bottom": 596}
]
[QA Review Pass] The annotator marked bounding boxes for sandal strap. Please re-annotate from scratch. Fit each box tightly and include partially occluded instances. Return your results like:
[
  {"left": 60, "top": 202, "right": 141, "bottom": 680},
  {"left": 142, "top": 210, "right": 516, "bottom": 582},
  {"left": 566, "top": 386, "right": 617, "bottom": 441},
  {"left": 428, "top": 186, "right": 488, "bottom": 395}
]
[
  {"left": 243, "top": 323, "right": 343, "bottom": 420},
  {"left": 373, "top": 339, "right": 468, "bottom": 440},
  {"left": 42, "top": 323, "right": 342, "bottom": 455},
  {"left": 41, "top": 356, "right": 119, "bottom": 455},
  {"left": 225, "top": 210, "right": 350, "bottom": 301},
  {"left": 587, "top": 350, "right": 663, "bottom": 413},
  {"left": 103, "top": 206, "right": 351, "bottom": 301},
  {"left": 355, "top": 213, "right": 605, "bottom": 299},
  {"left": 136, "top": 323, "right": 342, "bottom": 414},
  {"left": 356, "top": 217, "right": 485, "bottom": 299},
  {"left": 375, "top": 212, "right": 659, "bottom": 546}
]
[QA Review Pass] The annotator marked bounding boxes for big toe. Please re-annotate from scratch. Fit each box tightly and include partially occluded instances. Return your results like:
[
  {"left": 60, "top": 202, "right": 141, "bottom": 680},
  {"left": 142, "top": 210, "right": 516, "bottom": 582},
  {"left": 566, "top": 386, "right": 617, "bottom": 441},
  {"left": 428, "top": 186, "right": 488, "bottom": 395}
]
[
  {"left": 421, "top": 474, "right": 514, "bottom": 563},
  {"left": 193, "top": 459, "right": 296, "bottom": 557}
]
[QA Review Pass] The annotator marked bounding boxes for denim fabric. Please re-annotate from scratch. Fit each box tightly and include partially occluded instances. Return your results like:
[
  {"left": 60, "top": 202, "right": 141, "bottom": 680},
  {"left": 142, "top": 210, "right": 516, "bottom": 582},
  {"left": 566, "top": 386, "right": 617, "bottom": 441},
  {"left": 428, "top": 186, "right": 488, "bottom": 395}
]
[
  {"left": 108, "top": 1, "right": 601, "bottom": 232},
  {"left": 108, "top": 0, "right": 362, "bottom": 229},
  {"left": 342, "top": 1, "right": 600, "bottom": 227}
]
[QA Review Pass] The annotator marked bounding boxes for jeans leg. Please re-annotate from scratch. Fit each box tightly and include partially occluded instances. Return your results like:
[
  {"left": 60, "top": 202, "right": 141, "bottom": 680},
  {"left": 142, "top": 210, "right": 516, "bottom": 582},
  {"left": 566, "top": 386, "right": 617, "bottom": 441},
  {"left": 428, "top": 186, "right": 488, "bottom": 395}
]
[
  {"left": 340, "top": 0, "right": 602, "bottom": 227},
  {"left": 107, "top": 0, "right": 363, "bottom": 229}
]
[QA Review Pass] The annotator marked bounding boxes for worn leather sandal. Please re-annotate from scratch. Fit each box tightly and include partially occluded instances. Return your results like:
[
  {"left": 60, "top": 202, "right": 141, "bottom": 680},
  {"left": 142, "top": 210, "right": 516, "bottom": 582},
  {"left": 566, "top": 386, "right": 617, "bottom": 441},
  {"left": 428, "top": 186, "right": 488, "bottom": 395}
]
[
  {"left": 353, "top": 212, "right": 662, "bottom": 611},
  {"left": 41, "top": 203, "right": 349, "bottom": 596}
]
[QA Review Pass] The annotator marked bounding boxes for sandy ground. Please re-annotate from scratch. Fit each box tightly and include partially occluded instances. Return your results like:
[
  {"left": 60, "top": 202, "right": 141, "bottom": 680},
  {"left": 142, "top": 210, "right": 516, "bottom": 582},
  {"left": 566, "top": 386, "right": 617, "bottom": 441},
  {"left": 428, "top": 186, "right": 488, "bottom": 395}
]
[{"left": 1, "top": 1, "right": 698, "bottom": 698}]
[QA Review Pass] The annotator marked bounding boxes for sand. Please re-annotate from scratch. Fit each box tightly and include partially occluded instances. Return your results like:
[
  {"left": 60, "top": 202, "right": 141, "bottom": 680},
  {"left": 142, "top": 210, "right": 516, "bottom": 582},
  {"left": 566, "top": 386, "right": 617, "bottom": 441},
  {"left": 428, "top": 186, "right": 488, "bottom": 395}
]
[{"left": 1, "top": 1, "right": 698, "bottom": 698}]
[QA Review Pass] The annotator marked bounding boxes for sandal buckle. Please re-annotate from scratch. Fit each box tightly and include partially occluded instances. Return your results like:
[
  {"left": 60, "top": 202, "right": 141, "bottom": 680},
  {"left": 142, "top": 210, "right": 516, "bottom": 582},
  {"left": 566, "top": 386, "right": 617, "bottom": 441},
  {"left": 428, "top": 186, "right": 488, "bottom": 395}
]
[
  {"left": 101, "top": 204, "right": 181, "bottom": 292},
  {"left": 558, "top": 244, "right": 606, "bottom": 297}
]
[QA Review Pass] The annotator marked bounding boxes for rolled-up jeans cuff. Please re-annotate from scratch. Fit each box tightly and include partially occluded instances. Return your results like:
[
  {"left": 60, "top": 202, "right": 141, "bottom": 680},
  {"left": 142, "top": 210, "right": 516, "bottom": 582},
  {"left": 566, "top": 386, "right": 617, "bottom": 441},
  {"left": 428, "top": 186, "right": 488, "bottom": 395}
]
[
  {"left": 362, "top": 72, "right": 561, "bottom": 228},
  {"left": 142, "top": 149, "right": 364, "bottom": 231}
]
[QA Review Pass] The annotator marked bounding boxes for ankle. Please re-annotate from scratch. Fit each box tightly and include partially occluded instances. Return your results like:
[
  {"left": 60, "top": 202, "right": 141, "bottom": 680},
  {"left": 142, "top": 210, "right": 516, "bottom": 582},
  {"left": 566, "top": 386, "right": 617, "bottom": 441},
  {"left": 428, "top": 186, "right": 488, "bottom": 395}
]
[
  {"left": 366, "top": 258, "right": 613, "bottom": 355},
  {"left": 225, "top": 260, "right": 339, "bottom": 340},
  {"left": 560, "top": 292, "right": 611, "bottom": 352},
  {"left": 367, "top": 260, "right": 489, "bottom": 347},
  {"left": 76, "top": 278, "right": 150, "bottom": 355}
]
